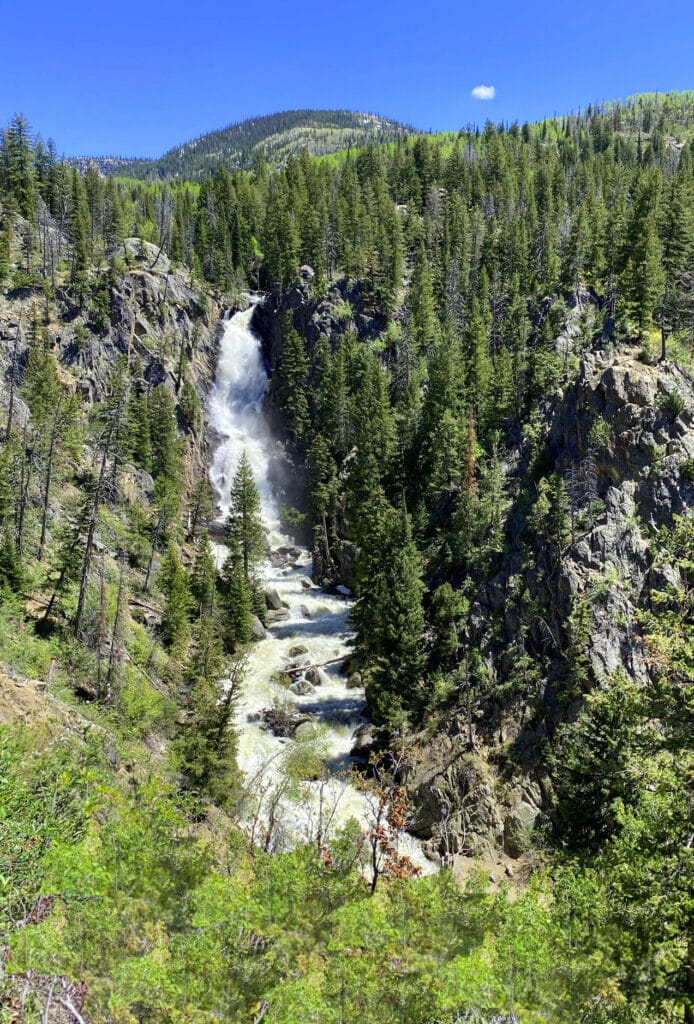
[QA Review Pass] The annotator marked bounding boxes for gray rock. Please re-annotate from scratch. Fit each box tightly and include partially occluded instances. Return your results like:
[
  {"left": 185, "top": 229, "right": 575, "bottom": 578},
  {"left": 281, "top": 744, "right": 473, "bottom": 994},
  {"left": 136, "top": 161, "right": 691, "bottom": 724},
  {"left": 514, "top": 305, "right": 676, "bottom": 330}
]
[
  {"left": 504, "top": 801, "right": 539, "bottom": 858},
  {"left": 134, "top": 467, "right": 155, "bottom": 497},
  {"left": 265, "top": 588, "right": 285, "bottom": 611},
  {"left": 300, "top": 604, "right": 312, "bottom": 619},
  {"left": 346, "top": 672, "right": 363, "bottom": 690},
  {"left": 305, "top": 667, "right": 328, "bottom": 687},
  {"left": 294, "top": 721, "right": 317, "bottom": 740},
  {"left": 266, "top": 608, "right": 291, "bottom": 624},
  {"left": 261, "top": 706, "right": 311, "bottom": 738},
  {"left": 277, "top": 544, "right": 302, "bottom": 561},
  {"left": 250, "top": 615, "right": 267, "bottom": 640},
  {"left": 350, "top": 723, "right": 375, "bottom": 757},
  {"left": 288, "top": 644, "right": 309, "bottom": 658},
  {"left": 290, "top": 679, "right": 316, "bottom": 696}
]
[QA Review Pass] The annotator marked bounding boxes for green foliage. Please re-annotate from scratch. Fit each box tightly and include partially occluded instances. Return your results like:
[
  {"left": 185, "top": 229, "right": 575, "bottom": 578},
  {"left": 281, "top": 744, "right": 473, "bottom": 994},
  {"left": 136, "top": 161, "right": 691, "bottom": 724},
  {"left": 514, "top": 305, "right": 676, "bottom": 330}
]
[
  {"left": 352, "top": 495, "right": 425, "bottom": 724},
  {"left": 277, "top": 318, "right": 309, "bottom": 446},
  {"left": 4, "top": 716, "right": 683, "bottom": 1024},
  {"left": 656, "top": 387, "right": 687, "bottom": 418},
  {"left": 172, "top": 627, "right": 241, "bottom": 813},
  {"left": 588, "top": 417, "right": 613, "bottom": 449},
  {"left": 223, "top": 451, "right": 265, "bottom": 641},
  {"left": 158, "top": 545, "right": 192, "bottom": 653}
]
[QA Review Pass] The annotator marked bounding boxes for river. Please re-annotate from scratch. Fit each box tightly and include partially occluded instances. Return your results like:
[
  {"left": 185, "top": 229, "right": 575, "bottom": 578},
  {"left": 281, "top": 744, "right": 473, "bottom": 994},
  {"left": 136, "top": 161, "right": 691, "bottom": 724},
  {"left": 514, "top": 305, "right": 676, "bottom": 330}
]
[{"left": 207, "top": 303, "right": 431, "bottom": 868}]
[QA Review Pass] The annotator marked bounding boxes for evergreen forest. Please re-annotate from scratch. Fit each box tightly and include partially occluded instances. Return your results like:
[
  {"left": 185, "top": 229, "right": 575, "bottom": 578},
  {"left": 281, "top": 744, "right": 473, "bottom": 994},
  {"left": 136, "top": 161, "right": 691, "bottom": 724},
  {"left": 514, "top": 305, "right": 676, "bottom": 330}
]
[{"left": 0, "top": 91, "right": 692, "bottom": 1022}]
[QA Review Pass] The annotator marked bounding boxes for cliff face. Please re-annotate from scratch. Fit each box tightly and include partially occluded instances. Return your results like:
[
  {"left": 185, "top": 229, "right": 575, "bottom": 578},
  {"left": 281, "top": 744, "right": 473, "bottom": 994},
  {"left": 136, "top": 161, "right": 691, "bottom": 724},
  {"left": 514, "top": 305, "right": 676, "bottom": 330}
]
[
  {"left": 408, "top": 342, "right": 694, "bottom": 860},
  {"left": 252, "top": 271, "right": 386, "bottom": 371},
  {"left": 253, "top": 276, "right": 694, "bottom": 861},
  {"left": 252, "top": 273, "right": 386, "bottom": 584},
  {"left": 0, "top": 237, "right": 221, "bottom": 485}
]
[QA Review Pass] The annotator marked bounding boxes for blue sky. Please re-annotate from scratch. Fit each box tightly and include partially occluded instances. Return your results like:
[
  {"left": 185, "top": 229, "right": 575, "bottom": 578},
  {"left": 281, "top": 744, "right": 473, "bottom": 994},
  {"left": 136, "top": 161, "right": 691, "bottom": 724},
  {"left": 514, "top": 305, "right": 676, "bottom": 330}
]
[{"left": 1, "top": 0, "right": 693, "bottom": 157}]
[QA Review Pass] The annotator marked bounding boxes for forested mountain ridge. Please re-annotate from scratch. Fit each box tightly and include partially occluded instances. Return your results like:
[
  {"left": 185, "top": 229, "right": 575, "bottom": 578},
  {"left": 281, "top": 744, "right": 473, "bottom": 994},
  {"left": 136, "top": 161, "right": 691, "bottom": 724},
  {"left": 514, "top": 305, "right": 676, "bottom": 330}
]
[
  {"left": 0, "top": 91, "right": 692, "bottom": 1022},
  {"left": 69, "top": 108, "right": 417, "bottom": 180}
]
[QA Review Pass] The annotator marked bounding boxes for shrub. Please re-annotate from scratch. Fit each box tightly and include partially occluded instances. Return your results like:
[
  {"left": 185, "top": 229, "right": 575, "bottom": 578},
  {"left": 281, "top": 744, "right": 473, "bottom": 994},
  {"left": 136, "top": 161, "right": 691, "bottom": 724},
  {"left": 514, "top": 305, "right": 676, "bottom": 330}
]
[{"left": 656, "top": 388, "right": 686, "bottom": 418}]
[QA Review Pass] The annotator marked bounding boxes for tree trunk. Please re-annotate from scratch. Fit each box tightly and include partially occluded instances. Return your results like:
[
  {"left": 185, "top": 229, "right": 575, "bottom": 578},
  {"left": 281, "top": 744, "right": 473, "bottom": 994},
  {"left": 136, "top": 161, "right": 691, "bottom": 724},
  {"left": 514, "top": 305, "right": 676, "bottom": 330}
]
[
  {"left": 38, "top": 401, "right": 62, "bottom": 560},
  {"left": 5, "top": 322, "right": 21, "bottom": 442},
  {"left": 15, "top": 414, "right": 33, "bottom": 556},
  {"left": 74, "top": 443, "right": 109, "bottom": 636},
  {"left": 106, "top": 561, "right": 128, "bottom": 703}
]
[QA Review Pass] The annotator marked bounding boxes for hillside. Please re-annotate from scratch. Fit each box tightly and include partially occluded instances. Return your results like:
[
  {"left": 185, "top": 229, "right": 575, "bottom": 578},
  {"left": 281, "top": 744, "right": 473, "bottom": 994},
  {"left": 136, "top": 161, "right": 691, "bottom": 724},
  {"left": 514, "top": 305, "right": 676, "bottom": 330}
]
[
  {"left": 0, "top": 91, "right": 693, "bottom": 1022},
  {"left": 70, "top": 108, "right": 417, "bottom": 179}
]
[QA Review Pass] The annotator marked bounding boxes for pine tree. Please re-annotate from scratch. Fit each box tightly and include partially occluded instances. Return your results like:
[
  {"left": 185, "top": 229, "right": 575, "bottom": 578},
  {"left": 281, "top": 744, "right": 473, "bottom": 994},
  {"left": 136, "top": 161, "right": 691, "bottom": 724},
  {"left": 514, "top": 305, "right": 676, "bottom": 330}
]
[
  {"left": 277, "top": 319, "right": 309, "bottom": 447},
  {"left": 224, "top": 452, "right": 264, "bottom": 634},
  {"left": 406, "top": 243, "right": 439, "bottom": 351},
  {"left": 159, "top": 545, "right": 193, "bottom": 653},
  {"left": 191, "top": 531, "right": 217, "bottom": 618},
  {"left": 0, "top": 215, "right": 11, "bottom": 285},
  {"left": 658, "top": 173, "right": 693, "bottom": 358},
  {"left": 0, "top": 115, "right": 36, "bottom": 219},
  {"left": 226, "top": 452, "right": 264, "bottom": 582},
  {"left": 68, "top": 168, "right": 90, "bottom": 301},
  {"left": 308, "top": 432, "right": 336, "bottom": 567},
  {"left": 0, "top": 529, "right": 25, "bottom": 593},
  {"left": 222, "top": 537, "right": 254, "bottom": 647},
  {"left": 174, "top": 638, "right": 242, "bottom": 813},
  {"left": 621, "top": 173, "right": 665, "bottom": 338},
  {"left": 148, "top": 385, "right": 181, "bottom": 484},
  {"left": 623, "top": 213, "right": 665, "bottom": 339},
  {"left": 352, "top": 494, "right": 425, "bottom": 724},
  {"left": 128, "top": 389, "right": 152, "bottom": 472}
]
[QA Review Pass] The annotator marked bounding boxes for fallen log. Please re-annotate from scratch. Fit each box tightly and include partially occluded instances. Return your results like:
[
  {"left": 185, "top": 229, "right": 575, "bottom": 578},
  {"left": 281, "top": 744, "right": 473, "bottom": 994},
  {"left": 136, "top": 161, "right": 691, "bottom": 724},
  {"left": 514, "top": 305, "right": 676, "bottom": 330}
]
[{"left": 283, "top": 656, "right": 345, "bottom": 675}]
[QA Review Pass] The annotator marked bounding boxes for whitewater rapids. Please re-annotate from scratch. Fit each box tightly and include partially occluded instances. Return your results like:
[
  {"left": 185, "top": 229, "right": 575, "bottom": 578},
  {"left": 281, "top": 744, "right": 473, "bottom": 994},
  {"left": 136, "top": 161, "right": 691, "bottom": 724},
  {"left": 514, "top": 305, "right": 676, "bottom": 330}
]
[{"left": 207, "top": 304, "right": 432, "bottom": 868}]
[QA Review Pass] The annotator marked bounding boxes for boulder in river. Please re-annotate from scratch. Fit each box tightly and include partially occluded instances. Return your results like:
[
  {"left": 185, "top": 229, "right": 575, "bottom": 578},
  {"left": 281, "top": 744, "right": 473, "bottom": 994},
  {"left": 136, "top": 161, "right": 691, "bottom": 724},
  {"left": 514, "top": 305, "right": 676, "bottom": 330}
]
[
  {"left": 290, "top": 679, "right": 316, "bottom": 696},
  {"left": 346, "top": 672, "right": 363, "bottom": 690},
  {"left": 261, "top": 705, "right": 312, "bottom": 738},
  {"left": 288, "top": 644, "right": 309, "bottom": 658},
  {"left": 266, "top": 608, "right": 291, "bottom": 624},
  {"left": 251, "top": 615, "right": 268, "bottom": 640},
  {"left": 305, "top": 666, "right": 329, "bottom": 687},
  {"left": 277, "top": 544, "right": 302, "bottom": 561},
  {"left": 287, "top": 654, "right": 311, "bottom": 670},
  {"left": 294, "top": 721, "right": 318, "bottom": 741},
  {"left": 300, "top": 604, "right": 312, "bottom": 619},
  {"left": 350, "top": 723, "right": 376, "bottom": 758},
  {"left": 265, "top": 587, "right": 287, "bottom": 611}
]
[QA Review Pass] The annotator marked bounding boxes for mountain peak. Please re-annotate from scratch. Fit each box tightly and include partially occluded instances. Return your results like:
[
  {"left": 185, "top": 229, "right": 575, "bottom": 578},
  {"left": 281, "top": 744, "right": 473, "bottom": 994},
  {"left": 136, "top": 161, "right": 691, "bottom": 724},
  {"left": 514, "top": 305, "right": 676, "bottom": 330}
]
[{"left": 71, "top": 108, "right": 418, "bottom": 180}]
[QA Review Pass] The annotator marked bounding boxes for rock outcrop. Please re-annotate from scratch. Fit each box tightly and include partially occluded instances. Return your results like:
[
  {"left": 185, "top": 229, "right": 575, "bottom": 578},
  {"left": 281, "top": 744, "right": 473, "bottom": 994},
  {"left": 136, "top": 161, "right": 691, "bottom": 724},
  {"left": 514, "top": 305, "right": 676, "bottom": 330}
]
[
  {"left": 251, "top": 275, "right": 384, "bottom": 587},
  {"left": 0, "top": 236, "right": 221, "bottom": 500},
  {"left": 406, "top": 340, "right": 694, "bottom": 859}
]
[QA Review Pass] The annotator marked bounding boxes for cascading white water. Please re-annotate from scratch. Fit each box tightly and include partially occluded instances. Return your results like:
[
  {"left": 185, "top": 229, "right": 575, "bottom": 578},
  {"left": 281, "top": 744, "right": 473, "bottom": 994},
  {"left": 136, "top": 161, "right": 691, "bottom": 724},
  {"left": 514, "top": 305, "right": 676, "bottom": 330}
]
[
  {"left": 208, "top": 305, "right": 278, "bottom": 524},
  {"left": 207, "top": 305, "right": 432, "bottom": 867}
]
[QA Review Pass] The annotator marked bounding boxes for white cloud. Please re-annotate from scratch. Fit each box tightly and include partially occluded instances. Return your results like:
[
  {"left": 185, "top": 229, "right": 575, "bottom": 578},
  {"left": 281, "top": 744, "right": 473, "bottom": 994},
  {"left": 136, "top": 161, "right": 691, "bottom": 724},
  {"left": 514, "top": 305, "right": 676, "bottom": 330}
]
[{"left": 471, "top": 85, "right": 496, "bottom": 101}]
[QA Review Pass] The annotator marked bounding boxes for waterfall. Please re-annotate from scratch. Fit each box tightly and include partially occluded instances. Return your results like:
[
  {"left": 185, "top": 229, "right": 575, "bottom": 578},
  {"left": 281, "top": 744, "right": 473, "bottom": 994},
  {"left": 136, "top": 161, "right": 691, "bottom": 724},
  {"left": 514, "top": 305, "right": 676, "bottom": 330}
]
[
  {"left": 207, "top": 306, "right": 433, "bottom": 866},
  {"left": 208, "top": 304, "right": 278, "bottom": 524}
]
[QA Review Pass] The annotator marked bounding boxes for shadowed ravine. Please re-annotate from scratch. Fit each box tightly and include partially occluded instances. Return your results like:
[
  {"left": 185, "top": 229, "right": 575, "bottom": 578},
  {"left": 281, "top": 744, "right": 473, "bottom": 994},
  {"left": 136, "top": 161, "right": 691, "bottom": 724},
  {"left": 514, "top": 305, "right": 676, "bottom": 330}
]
[{"left": 207, "top": 304, "right": 432, "bottom": 866}]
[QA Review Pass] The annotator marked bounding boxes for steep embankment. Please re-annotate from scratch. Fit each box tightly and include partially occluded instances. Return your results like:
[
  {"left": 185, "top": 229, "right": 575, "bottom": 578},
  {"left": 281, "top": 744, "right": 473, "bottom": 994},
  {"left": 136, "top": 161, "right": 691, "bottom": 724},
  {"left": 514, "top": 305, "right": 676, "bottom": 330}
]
[
  {"left": 408, "top": 343, "right": 694, "bottom": 858},
  {"left": 252, "top": 275, "right": 694, "bottom": 862},
  {"left": 0, "top": 235, "right": 221, "bottom": 488}
]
